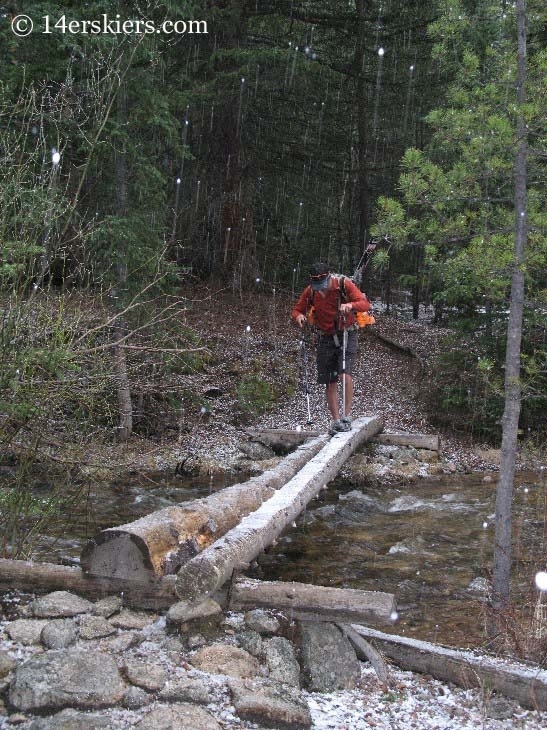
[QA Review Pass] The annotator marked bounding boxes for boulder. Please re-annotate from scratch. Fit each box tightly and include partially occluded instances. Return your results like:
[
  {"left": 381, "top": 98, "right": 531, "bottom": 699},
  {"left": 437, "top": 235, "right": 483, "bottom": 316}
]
[
  {"left": 9, "top": 648, "right": 126, "bottom": 712},
  {"left": 229, "top": 679, "right": 311, "bottom": 729},
  {"left": 41, "top": 619, "right": 77, "bottom": 649},
  {"left": 30, "top": 591, "right": 94, "bottom": 618},
  {"left": 264, "top": 636, "right": 300, "bottom": 687},
  {"left": 136, "top": 703, "right": 222, "bottom": 730},
  {"left": 190, "top": 643, "right": 261, "bottom": 679},
  {"left": 299, "top": 623, "right": 361, "bottom": 691}
]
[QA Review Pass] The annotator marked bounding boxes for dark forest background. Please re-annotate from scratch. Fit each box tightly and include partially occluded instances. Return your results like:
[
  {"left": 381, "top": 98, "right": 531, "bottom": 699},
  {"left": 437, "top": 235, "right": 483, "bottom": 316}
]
[{"left": 1, "top": 0, "right": 546, "bottom": 449}]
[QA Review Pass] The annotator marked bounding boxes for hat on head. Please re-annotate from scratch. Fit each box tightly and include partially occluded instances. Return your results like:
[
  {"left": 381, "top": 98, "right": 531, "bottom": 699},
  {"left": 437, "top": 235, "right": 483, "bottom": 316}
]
[{"left": 309, "top": 262, "right": 330, "bottom": 291}]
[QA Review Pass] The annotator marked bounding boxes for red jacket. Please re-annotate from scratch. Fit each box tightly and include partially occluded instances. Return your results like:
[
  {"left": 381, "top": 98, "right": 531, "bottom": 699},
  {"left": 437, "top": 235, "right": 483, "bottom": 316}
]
[{"left": 291, "top": 276, "right": 371, "bottom": 334}]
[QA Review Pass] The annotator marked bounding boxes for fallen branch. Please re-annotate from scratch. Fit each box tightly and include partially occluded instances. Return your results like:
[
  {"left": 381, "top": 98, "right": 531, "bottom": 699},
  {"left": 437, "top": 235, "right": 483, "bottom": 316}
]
[
  {"left": 351, "top": 625, "right": 547, "bottom": 711},
  {"left": 337, "top": 623, "right": 391, "bottom": 688}
]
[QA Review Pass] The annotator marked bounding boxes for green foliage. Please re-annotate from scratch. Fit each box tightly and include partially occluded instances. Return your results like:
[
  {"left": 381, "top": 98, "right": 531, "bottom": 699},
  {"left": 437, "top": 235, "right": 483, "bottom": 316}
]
[
  {"left": 370, "top": 0, "right": 547, "bottom": 438},
  {"left": 236, "top": 375, "right": 273, "bottom": 414}
]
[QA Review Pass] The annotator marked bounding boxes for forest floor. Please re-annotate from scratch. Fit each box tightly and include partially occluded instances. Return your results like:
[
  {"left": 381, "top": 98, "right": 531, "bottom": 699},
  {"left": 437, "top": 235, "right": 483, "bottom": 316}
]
[{"left": 85, "top": 284, "right": 544, "bottom": 479}]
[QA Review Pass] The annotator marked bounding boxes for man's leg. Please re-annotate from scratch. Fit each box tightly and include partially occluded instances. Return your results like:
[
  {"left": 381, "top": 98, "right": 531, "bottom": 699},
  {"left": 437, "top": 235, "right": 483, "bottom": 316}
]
[
  {"left": 341, "top": 374, "right": 353, "bottom": 417},
  {"left": 326, "top": 381, "right": 340, "bottom": 420}
]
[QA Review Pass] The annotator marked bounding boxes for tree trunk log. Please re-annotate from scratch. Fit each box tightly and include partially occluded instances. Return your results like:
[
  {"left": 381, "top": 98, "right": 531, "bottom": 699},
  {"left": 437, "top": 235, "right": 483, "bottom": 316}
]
[
  {"left": 373, "top": 432, "right": 440, "bottom": 452},
  {"left": 351, "top": 625, "right": 547, "bottom": 711},
  {"left": 81, "top": 434, "right": 329, "bottom": 581},
  {"left": 229, "top": 577, "right": 395, "bottom": 626},
  {"left": 0, "top": 559, "right": 177, "bottom": 610},
  {"left": 246, "top": 428, "right": 439, "bottom": 454},
  {"left": 175, "top": 416, "right": 384, "bottom": 603}
]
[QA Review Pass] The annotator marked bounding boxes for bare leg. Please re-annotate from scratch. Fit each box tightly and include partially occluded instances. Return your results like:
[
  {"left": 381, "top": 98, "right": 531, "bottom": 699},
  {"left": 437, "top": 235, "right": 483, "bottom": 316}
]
[
  {"left": 341, "top": 374, "right": 353, "bottom": 417},
  {"left": 326, "top": 382, "right": 340, "bottom": 420}
]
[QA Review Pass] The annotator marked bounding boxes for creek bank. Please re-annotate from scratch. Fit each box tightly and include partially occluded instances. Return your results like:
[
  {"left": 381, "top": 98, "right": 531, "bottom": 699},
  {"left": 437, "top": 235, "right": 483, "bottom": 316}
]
[{"left": 1, "top": 590, "right": 544, "bottom": 730}]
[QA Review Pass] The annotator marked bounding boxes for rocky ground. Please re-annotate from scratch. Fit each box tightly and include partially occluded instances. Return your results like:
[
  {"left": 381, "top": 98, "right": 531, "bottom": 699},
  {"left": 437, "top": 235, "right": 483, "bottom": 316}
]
[
  {"left": 1, "top": 290, "right": 546, "bottom": 729},
  {"left": 1, "top": 588, "right": 545, "bottom": 729}
]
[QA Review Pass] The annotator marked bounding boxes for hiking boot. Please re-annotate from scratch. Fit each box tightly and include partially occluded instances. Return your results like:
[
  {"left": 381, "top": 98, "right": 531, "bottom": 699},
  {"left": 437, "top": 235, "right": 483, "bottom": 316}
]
[
  {"left": 340, "top": 415, "right": 352, "bottom": 427},
  {"left": 329, "top": 419, "right": 351, "bottom": 435}
]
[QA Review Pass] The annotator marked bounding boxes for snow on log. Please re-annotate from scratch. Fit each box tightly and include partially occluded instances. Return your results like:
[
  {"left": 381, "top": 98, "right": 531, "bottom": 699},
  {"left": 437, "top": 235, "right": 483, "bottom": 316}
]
[
  {"left": 229, "top": 577, "right": 395, "bottom": 626},
  {"left": 0, "top": 558, "right": 177, "bottom": 610},
  {"left": 351, "top": 625, "right": 547, "bottom": 711},
  {"left": 80, "top": 433, "right": 328, "bottom": 581},
  {"left": 175, "top": 415, "right": 384, "bottom": 603}
]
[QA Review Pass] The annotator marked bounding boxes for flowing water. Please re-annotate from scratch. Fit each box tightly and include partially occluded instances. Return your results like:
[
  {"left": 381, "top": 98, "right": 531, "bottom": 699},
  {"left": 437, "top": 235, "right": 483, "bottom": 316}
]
[{"left": 19, "top": 467, "right": 547, "bottom": 650}]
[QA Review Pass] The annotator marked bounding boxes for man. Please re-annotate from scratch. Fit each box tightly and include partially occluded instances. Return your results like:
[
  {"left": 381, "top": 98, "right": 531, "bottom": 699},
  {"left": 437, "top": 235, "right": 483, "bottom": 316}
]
[{"left": 292, "top": 262, "right": 371, "bottom": 434}]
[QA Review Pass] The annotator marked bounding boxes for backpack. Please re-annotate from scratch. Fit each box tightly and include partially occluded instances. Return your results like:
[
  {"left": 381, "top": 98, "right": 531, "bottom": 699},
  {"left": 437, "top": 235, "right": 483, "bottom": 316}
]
[{"left": 306, "top": 274, "right": 375, "bottom": 328}]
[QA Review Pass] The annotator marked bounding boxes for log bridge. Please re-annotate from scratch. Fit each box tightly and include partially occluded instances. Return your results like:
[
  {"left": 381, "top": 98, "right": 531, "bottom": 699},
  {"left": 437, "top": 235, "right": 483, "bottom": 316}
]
[
  {"left": 2, "top": 415, "right": 547, "bottom": 710},
  {"left": 2, "top": 415, "right": 392, "bottom": 626}
]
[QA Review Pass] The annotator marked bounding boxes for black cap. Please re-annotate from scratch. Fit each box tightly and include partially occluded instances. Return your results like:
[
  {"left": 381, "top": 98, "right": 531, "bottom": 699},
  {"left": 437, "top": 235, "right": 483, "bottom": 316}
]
[{"left": 309, "top": 262, "right": 330, "bottom": 291}]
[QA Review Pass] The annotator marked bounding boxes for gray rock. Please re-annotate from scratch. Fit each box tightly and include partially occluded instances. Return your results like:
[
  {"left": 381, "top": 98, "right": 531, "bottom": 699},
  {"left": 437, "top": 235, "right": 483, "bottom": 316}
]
[
  {"left": 109, "top": 609, "right": 155, "bottom": 630},
  {"left": 79, "top": 615, "right": 117, "bottom": 640},
  {"left": 41, "top": 619, "right": 77, "bottom": 649},
  {"left": 236, "top": 629, "right": 263, "bottom": 657},
  {"left": 6, "top": 619, "right": 49, "bottom": 645},
  {"left": 299, "top": 623, "right": 361, "bottom": 691},
  {"left": 124, "top": 660, "right": 168, "bottom": 692},
  {"left": 167, "top": 598, "right": 222, "bottom": 626},
  {"left": 239, "top": 441, "right": 276, "bottom": 460},
  {"left": 0, "top": 650, "right": 17, "bottom": 678},
  {"left": 92, "top": 595, "right": 123, "bottom": 618},
  {"left": 29, "top": 707, "right": 114, "bottom": 729},
  {"left": 102, "top": 631, "right": 141, "bottom": 653},
  {"left": 244, "top": 609, "right": 280, "bottom": 635},
  {"left": 486, "top": 695, "right": 517, "bottom": 720},
  {"left": 136, "top": 703, "right": 222, "bottom": 729},
  {"left": 159, "top": 676, "right": 215, "bottom": 704},
  {"left": 230, "top": 679, "right": 311, "bottom": 729},
  {"left": 186, "top": 634, "right": 206, "bottom": 650},
  {"left": 191, "top": 643, "right": 261, "bottom": 679},
  {"left": 9, "top": 648, "right": 126, "bottom": 712},
  {"left": 122, "top": 685, "right": 151, "bottom": 709},
  {"left": 264, "top": 636, "right": 300, "bottom": 687},
  {"left": 30, "top": 591, "right": 94, "bottom": 618}
]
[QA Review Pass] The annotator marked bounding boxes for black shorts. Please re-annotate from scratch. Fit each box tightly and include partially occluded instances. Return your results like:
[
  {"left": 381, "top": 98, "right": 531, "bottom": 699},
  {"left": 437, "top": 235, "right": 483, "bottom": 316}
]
[{"left": 316, "top": 330, "right": 358, "bottom": 384}]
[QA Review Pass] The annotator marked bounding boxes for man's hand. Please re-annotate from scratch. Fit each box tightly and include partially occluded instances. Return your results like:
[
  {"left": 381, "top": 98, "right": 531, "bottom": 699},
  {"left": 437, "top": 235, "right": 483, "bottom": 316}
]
[
  {"left": 295, "top": 313, "right": 306, "bottom": 328},
  {"left": 340, "top": 302, "right": 353, "bottom": 314}
]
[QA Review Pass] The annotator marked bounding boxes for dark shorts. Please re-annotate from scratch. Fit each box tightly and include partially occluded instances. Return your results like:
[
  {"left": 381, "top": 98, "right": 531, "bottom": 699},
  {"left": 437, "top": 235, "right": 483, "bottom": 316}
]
[{"left": 316, "top": 330, "right": 358, "bottom": 384}]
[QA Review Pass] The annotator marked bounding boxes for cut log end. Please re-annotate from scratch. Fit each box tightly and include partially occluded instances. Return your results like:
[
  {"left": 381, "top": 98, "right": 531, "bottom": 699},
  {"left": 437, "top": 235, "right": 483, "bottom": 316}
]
[{"left": 81, "top": 531, "right": 155, "bottom": 581}]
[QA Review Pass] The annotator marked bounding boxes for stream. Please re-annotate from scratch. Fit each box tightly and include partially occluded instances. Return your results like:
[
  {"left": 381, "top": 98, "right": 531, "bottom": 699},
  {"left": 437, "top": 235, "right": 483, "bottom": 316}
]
[{"left": 21, "top": 467, "right": 547, "bottom": 650}]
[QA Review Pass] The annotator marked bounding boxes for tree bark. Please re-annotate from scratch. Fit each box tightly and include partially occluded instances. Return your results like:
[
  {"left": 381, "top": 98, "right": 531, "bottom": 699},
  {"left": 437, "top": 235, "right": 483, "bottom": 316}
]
[
  {"left": 175, "top": 416, "right": 384, "bottom": 603},
  {"left": 81, "top": 433, "right": 329, "bottom": 580},
  {"left": 228, "top": 577, "right": 395, "bottom": 626},
  {"left": 0, "top": 559, "right": 177, "bottom": 610},
  {"left": 492, "top": 0, "right": 528, "bottom": 613}
]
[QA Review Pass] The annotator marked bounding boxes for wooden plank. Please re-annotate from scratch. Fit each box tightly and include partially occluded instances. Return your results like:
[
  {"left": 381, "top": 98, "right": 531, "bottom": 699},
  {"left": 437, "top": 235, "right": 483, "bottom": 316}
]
[
  {"left": 373, "top": 432, "right": 440, "bottom": 452},
  {"left": 351, "top": 625, "right": 547, "bottom": 711},
  {"left": 229, "top": 577, "right": 396, "bottom": 626},
  {"left": 246, "top": 428, "right": 322, "bottom": 452},
  {"left": 80, "top": 433, "right": 328, "bottom": 581},
  {"left": 247, "top": 428, "right": 440, "bottom": 454},
  {"left": 0, "top": 558, "right": 178, "bottom": 610},
  {"left": 175, "top": 415, "right": 384, "bottom": 603}
]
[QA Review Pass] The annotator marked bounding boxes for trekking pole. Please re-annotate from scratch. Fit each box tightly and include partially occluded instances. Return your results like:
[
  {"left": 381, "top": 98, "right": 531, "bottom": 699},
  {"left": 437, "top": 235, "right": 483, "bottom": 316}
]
[
  {"left": 341, "top": 313, "right": 348, "bottom": 419},
  {"left": 300, "top": 335, "right": 313, "bottom": 425}
]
